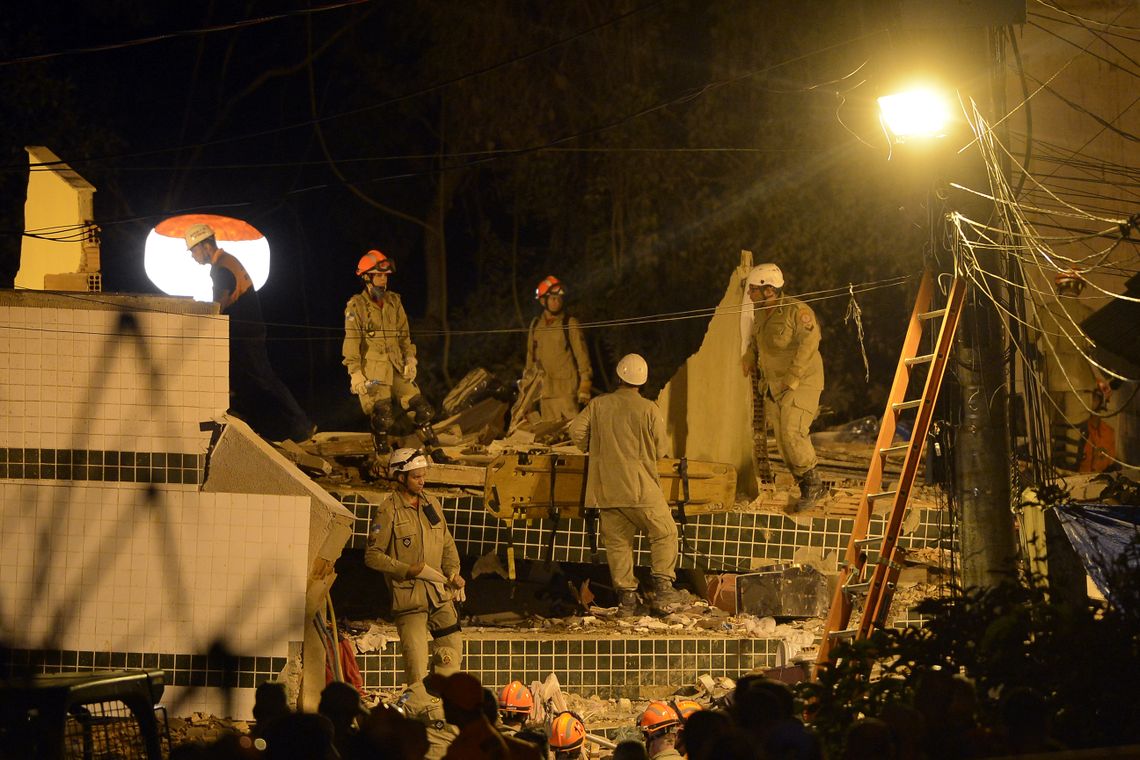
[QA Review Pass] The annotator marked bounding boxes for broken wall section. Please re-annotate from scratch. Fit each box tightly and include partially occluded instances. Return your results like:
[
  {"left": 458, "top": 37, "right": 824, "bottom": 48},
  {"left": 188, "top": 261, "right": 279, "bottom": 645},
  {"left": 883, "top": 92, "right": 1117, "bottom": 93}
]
[{"left": 658, "top": 253, "right": 758, "bottom": 498}]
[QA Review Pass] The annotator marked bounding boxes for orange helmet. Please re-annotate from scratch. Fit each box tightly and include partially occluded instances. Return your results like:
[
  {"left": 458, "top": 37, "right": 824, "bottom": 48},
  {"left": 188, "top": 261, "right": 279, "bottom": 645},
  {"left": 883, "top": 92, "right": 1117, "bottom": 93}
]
[
  {"left": 638, "top": 700, "right": 681, "bottom": 737},
  {"left": 535, "top": 275, "right": 565, "bottom": 300},
  {"left": 1054, "top": 268, "right": 1084, "bottom": 291},
  {"left": 670, "top": 698, "right": 703, "bottom": 722},
  {"left": 498, "top": 681, "right": 534, "bottom": 719},
  {"left": 357, "top": 249, "right": 395, "bottom": 277},
  {"left": 549, "top": 711, "right": 586, "bottom": 753}
]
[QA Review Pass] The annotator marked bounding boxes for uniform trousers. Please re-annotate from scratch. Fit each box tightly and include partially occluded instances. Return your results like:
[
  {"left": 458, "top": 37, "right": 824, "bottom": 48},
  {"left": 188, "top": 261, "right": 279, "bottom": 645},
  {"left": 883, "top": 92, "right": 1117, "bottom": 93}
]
[{"left": 599, "top": 505, "right": 677, "bottom": 592}]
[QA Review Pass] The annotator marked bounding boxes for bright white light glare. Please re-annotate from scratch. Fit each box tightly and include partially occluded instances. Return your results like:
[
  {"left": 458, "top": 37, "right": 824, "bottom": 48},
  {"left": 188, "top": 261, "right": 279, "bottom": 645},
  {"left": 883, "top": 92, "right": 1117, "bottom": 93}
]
[
  {"left": 144, "top": 215, "right": 270, "bottom": 302},
  {"left": 878, "top": 87, "right": 953, "bottom": 140}
]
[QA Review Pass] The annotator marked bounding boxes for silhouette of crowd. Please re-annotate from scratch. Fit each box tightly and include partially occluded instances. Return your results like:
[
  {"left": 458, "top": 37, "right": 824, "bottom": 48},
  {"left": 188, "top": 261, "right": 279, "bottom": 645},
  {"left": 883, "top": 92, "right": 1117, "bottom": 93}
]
[{"left": 167, "top": 664, "right": 1068, "bottom": 759}]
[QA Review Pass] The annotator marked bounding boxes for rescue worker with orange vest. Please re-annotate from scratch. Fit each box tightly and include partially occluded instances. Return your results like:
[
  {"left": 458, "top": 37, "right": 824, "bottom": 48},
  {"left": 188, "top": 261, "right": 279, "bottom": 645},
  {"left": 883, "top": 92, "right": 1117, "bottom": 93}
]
[
  {"left": 343, "top": 250, "right": 452, "bottom": 465},
  {"left": 525, "top": 276, "right": 593, "bottom": 421},
  {"left": 365, "top": 448, "right": 465, "bottom": 685},
  {"left": 184, "top": 223, "right": 314, "bottom": 443},
  {"left": 568, "top": 353, "right": 692, "bottom": 617},
  {"left": 741, "top": 263, "right": 826, "bottom": 511}
]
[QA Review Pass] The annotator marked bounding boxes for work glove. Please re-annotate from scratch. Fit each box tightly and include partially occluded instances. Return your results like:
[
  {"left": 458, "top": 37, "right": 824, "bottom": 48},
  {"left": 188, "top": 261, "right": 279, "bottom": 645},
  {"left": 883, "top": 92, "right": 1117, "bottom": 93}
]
[
  {"left": 577, "top": 380, "right": 592, "bottom": 406},
  {"left": 350, "top": 372, "right": 369, "bottom": 395},
  {"left": 403, "top": 357, "right": 418, "bottom": 382},
  {"left": 448, "top": 572, "right": 467, "bottom": 603}
]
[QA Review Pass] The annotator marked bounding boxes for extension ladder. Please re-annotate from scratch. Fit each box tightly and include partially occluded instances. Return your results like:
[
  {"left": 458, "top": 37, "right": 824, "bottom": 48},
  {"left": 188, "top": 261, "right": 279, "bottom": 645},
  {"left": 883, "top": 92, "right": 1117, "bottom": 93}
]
[{"left": 814, "top": 268, "right": 966, "bottom": 673}]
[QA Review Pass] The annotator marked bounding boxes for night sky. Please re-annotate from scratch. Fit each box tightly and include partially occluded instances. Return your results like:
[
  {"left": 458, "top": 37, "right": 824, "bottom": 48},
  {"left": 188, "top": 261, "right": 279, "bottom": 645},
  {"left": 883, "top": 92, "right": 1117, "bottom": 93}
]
[{"left": 1, "top": 1, "right": 926, "bottom": 430}]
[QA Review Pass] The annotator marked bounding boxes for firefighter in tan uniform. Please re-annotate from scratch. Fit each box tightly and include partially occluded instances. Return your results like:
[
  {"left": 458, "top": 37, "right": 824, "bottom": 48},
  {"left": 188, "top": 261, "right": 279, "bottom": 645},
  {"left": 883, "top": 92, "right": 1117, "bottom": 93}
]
[
  {"left": 343, "top": 250, "right": 451, "bottom": 465},
  {"left": 525, "top": 276, "right": 593, "bottom": 421},
  {"left": 397, "top": 647, "right": 462, "bottom": 760},
  {"left": 365, "top": 448, "right": 465, "bottom": 684},
  {"left": 741, "top": 263, "right": 825, "bottom": 511},
  {"left": 568, "top": 354, "right": 690, "bottom": 616}
]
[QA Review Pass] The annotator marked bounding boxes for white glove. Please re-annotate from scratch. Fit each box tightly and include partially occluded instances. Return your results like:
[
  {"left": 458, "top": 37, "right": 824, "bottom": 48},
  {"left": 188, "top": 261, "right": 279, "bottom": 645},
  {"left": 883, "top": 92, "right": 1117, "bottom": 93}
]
[
  {"left": 403, "top": 357, "right": 418, "bottom": 382},
  {"left": 415, "top": 565, "right": 448, "bottom": 584},
  {"left": 448, "top": 572, "right": 467, "bottom": 602},
  {"left": 350, "top": 372, "right": 368, "bottom": 395}
]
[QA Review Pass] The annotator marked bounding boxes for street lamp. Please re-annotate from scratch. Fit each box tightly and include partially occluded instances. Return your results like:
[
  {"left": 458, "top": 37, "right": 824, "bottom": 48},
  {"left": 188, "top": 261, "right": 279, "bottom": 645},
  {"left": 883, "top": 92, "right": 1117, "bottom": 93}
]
[{"left": 878, "top": 86, "right": 954, "bottom": 142}]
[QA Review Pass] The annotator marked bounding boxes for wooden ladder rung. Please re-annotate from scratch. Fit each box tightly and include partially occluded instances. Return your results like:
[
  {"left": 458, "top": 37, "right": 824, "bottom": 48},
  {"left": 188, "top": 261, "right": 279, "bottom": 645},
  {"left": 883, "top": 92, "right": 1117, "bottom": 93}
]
[
  {"left": 843, "top": 581, "right": 872, "bottom": 596},
  {"left": 854, "top": 536, "right": 883, "bottom": 547},
  {"left": 829, "top": 628, "right": 859, "bottom": 640},
  {"left": 879, "top": 444, "right": 910, "bottom": 456},
  {"left": 868, "top": 490, "right": 897, "bottom": 501},
  {"left": 891, "top": 399, "right": 923, "bottom": 412},
  {"left": 919, "top": 308, "right": 947, "bottom": 321}
]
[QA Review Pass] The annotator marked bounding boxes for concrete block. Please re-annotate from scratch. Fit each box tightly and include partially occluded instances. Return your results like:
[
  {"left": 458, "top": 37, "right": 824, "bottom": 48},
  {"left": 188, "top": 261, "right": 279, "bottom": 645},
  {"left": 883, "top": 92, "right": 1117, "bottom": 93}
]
[{"left": 737, "top": 564, "right": 829, "bottom": 618}]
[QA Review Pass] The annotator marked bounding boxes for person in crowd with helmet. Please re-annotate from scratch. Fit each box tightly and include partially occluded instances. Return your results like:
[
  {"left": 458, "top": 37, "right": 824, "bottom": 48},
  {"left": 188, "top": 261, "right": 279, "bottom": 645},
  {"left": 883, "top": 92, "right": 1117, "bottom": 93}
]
[
  {"left": 668, "top": 698, "right": 703, "bottom": 757},
  {"left": 498, "top": 681, "right": 536, "bottom": 736},
  {"left": 343, "top": 249, "right": 453, "bottom": 467},
  {"left": 525, "top": 275, "right": 594, "bottom": 421},
  {"left": 364, "top": 448, "right": 465, "bottom": 685},
  {"left": 184, "top": 223, "right": 314, "bottom": 443},
  {"left": 433, "top": 671, "right": 543, "bottom": 760},
  {"left": 548, "top": 711, "right": 588, "bottom": 760},
  {"left": 568, "top": 353, "right": 692, "bottom": 617},
  {"left": 397, "top": 647, "right": 462, "bottom": 760},
  {"left": 741, "top": 262, "right": 826, "bottom": 512},
  {"left": 638, "top": 700, "right": 683, "bottom": 760}
]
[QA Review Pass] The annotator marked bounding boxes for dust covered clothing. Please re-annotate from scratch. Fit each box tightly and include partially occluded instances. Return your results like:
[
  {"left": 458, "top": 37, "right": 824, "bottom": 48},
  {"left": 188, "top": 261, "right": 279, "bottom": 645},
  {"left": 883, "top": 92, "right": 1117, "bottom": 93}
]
[
  {"left": 364, "top": 490, "right": 461, "bottom": 683},
  {"left": 343, "top": 290, "right": 420, "bottom": 412},
  {"left": 526, "top": 313, "right": 592, "bottom": 421},
  {"left": 399, "top": 680, "right": 458, "bottom": 760},
  {"left": 743, "top": 293, "right": 824, "bottom": 476},
  {"left": 568, "top": 386, "right": 677, "bottom": 591}
]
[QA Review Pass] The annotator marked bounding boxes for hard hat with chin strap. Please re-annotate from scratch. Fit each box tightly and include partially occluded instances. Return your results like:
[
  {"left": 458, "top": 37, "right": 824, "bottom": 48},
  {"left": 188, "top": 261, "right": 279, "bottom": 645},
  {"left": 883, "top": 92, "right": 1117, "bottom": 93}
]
[
  {"left": 389, "top": 448, "right": 428, "bottom": 476},
  {"left": 357, "top": 249, "right": 395, "bottom": 277},
  {"left": 747, "top": 262, "right": 784, "bottom": 289},
  {"left": 497, "top": 681, "right": 534, "bottom": 718},
  {"left": 535, "top": 275, "right": 565, "bottom": 300},
  {"left": 615, "top": 353, "right": 648, "bottom": 386}
]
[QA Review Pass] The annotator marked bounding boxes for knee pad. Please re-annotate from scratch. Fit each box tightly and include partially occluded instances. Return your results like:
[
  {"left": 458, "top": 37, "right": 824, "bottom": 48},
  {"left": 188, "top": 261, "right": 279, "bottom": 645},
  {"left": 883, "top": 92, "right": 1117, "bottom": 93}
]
[
  {"left": 370, "top": 401, "right": 395, "bottom": 433},
  {"left": 408, "top": 394, "right": 434, "bottom": 425}
]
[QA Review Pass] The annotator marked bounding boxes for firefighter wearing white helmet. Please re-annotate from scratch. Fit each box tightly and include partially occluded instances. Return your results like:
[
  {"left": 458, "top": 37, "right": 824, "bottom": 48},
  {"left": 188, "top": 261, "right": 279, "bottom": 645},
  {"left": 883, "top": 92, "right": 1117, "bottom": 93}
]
[
  {"left": 525, "top": 275, "right": 594, "bottom": 421},
  {"left": 343, "top": 249, "right": 452, "bottom": 466},
  {"left": 364, "top": 447, "right": 464, "bottom": 684},
  {"left": 742, "top": 263, "right": 826, "bottom": 511},
  {"left": 183, "top": 222, "right": 314, "bottom": 443},
  {"left": 569, "top": 354, "right": 692, "bottom": 616}
]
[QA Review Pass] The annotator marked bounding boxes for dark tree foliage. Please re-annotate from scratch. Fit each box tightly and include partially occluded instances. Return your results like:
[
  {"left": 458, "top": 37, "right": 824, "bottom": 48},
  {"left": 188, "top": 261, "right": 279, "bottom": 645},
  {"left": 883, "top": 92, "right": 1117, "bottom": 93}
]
[{"left": 801, "top": 532, "right": 1140, "bottom": 757}]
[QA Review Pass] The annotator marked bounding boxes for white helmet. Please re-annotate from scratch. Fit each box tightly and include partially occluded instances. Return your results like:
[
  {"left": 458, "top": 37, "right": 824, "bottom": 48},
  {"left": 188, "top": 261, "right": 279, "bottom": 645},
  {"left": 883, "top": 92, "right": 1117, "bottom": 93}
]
[
  {"left": 746, "top": 263, "right": 784, "bottom": 289},
  {"left": 615, "top": 353, "right": 648, "bottom": 386},
  {"left": 389, "top": 448, "right": 429, "bottom": 476}
]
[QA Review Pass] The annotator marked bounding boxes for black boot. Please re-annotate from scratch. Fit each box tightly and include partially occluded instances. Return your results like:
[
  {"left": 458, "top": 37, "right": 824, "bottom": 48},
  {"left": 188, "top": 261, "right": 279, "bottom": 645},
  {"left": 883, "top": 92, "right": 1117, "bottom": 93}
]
[
  {"left": 794, "top": 468, "right": 825, "bottom": 512},
  {"left": 649, "top": 576, "right": 695, "bottom": 614},
  {"left": 617, "top": 590, "right": 648, "bottom": 617},
  {"left": 418, "top": 424, "right": 455, "bottom": 465}
]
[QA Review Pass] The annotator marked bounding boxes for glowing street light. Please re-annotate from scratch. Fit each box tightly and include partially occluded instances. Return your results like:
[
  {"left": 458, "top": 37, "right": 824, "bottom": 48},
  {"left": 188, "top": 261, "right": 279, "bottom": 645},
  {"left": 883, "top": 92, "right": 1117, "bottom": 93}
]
[
  {"left": 145, "top": 214, "right": 271, "bottom": 302},
  {"left": 878, "top": 86, "right": 954, "bottom": 141}
]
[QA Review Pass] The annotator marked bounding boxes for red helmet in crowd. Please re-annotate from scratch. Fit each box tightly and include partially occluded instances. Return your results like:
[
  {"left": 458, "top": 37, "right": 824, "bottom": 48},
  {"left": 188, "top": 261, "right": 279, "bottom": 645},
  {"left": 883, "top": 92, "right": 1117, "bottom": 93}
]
[
  {"left": 357, "top": 249, "right": 395, "bottom": 277},
  {"left": 669, "top": 698, "right": 703, "bottom": 722},
  {"left": 549, "top": 711, "right": 586, "bottom": 754},
  {"left": 535, "top": 275, "right": 565, "bottom": 300},
  {"left": 638, "top": 700, "right": 681, "bottom": 737},
  {"left": 498, "top": 681, "right": 534, "bottom": 719}
]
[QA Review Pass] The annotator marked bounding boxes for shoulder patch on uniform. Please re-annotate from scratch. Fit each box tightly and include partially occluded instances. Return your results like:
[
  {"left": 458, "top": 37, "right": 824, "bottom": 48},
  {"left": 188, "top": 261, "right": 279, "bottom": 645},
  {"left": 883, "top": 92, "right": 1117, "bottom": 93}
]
[{"left": 799, "top": 308, "right": 816, "bottom": 330}]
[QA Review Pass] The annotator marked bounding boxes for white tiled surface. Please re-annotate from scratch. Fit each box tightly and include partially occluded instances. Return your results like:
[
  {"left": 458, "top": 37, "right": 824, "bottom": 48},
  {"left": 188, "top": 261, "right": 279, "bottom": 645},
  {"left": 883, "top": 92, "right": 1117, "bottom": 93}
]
[
  {"left": 0, "top": 305, "right": 229, "bottom": 450},
  {"left": 0, "top": 483, "right": 309, "bottom": 657}
]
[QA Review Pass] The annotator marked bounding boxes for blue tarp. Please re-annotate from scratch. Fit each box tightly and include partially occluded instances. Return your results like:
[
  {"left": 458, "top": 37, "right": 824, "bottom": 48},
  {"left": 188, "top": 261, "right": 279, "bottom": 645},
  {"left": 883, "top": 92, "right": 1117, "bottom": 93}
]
[{"left": 1055, "top": 503, "right": 1140, "bottom": 607}]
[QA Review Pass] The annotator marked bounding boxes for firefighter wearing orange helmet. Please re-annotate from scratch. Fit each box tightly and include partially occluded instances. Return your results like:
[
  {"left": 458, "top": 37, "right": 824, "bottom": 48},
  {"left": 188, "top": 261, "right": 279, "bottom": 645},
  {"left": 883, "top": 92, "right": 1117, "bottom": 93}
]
[
  {"left": 639, "top": 700, "right": 684, "bottom": 759},
  {"left": 525, "top": 275, "right": 594, "bottom": 421},
  {"left": 548, "top": 711, "right": 587, "bottom": 759},
  {"left": 343, "top": 250, "right": 452, "bottom": 465}
]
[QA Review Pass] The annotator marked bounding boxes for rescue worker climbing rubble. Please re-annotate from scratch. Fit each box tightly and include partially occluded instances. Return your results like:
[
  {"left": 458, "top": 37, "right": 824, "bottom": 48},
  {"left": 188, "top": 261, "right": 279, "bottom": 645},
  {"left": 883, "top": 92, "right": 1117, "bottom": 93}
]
[
  {"left": 364, "top": 448, "right": 465, "bottom": 685},
  {"left": 568, "top": 353, "right": 693, "bottom": 617},
  {"left": 343, "top": 249, "right": 453, "bottom": 468},
  {"left": 525, "top": 275, "right": 594, "bottom": 421},
  {"left": 184, "top": 223, "right": 314, "bottom": 443},
  {"left": 741, "top": 263, "right": 826, "bottom": 511}
]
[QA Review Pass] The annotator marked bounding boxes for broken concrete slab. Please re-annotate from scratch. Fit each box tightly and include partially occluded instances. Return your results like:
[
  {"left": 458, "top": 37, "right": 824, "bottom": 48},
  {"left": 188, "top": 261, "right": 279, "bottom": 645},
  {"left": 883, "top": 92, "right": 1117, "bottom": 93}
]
[{"left": 737, "top": 565, "right": 830, "bottom": 618}]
